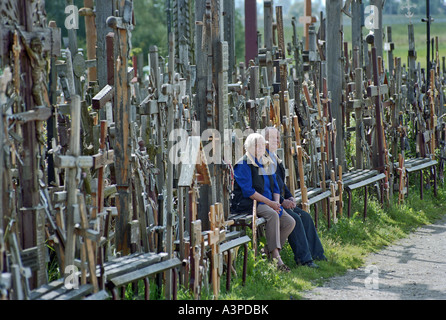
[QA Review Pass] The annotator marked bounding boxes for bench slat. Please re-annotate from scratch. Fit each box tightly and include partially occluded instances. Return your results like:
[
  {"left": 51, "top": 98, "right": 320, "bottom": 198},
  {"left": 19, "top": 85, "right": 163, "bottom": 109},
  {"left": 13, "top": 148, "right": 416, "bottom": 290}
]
[
  {"left": 55, "top": 284, "right": 93, "bottom": 300},
  {"left": 346, "top": 173, "right": 386, "bottom": 190},
  {"left": 109, "top": 258, "right": 182, "bottom": 288},
  {"left": 308, "top": 190, "right": 332, "bottom": 205},
  {"left": 84, "top": 290, "right": 110, "bottom": 300},
  {"left": 406, "top": 160, "right": 437, "bottom": 173},
  {"left": 30, "top": 279, "right": 64, "bottom": 300},
  {"left": 220, "top": 236, "right": 251, "bottom": 253}
]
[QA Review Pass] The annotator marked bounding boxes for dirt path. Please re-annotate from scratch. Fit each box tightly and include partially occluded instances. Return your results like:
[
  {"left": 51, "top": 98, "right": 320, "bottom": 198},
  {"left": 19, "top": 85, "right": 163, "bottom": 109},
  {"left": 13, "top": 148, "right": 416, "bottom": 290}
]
[{"left": 303, "top": 215, "right": 446, "bottom": 300}]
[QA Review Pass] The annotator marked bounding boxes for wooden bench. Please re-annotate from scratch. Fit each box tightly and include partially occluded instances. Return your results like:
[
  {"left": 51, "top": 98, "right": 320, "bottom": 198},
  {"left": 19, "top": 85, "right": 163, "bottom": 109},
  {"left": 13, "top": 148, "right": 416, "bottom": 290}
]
[
  {"left": 229, "top": 213, "right": 266, "bottom": 230},
  {"left": 106, "top": 257, "right": 181, "bottom": 300},
  {"left": 402, "top": 157, "right": 438, "bottom": 199},
  {"left": 29, "top": 279, "right": 108, "bottom": 300},
  {"left": 99, "top": 251, "right": 181, "bottom": 300},
  {"left": 219, "top": 235, "right": 251, "bottom": 291},
  {"left": 342, "top": 169, "right": 387, "bottom": 220},
  {"left": 96, "top": 252, "right": 181, "bottom": 300},
  {"left": 294, "top": 187, "right": 332, "bottom": 228}
]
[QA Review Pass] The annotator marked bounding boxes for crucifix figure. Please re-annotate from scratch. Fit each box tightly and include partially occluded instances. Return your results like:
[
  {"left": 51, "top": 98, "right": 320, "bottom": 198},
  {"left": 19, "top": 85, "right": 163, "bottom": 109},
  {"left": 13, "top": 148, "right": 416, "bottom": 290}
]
[{"left": 20, "top": 34, "right": 48, "bottom": 107}]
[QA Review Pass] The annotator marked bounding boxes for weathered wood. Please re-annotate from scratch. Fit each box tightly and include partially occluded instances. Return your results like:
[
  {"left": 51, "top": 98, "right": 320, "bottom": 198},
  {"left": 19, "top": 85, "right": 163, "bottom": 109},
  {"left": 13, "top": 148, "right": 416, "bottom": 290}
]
[
  {"left": 17, "top": 0, "right": 45, "bottom": 289},
  {"left": 108, "top": 0, "right": 133, "bottom": 256},
  {"left": 299, "top": 0, "right": 317, "bottom": 51},
  {"left": 326, "top": 0, "right": 345, "bottom": 168},
  {"left": 78, "top": 193, "right": 99, "bottom": 293},
  {"left": 81, "top": 0, "right": 97, "bottom": 82},
  {"left": 345, "top": 173, "right": 386, "bottom": 190},
  {"left": 63, "top": 95, "right": 83, "bottom": 278},
  {"left": 92, "top": 85, "right": 114, "bottom": 110},
  {"left": 109, "top": 258, "right": 181, "bottom": 289},
  {"left": 244, "top": 0, "right": 257, "bottom": 65},
  {"left": 95, "top": 0, "right": 113, "bottom": 90},
  {"left": 370, "top": 47, "right": 386, "bottom": 174},
  {"left": 54, "top": 155, "right": 93, "bottom": 169}
]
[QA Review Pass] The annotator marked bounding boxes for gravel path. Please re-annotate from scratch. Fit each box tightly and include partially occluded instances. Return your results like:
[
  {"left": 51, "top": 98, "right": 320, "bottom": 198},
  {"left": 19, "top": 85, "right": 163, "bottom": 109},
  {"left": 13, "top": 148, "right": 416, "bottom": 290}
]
[{"left": 303, "top": 215, "right": 446, "bottom": 300}]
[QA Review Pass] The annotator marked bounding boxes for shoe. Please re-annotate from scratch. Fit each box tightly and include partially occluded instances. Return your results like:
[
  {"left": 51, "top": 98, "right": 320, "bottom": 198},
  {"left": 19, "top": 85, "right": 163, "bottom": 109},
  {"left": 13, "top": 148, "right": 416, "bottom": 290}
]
[
  {"left": 277, "top": 263, "right": 291, "bottom": 273},
  {"left": 303, "top": 261, "right": 319, "bottom": 269}
]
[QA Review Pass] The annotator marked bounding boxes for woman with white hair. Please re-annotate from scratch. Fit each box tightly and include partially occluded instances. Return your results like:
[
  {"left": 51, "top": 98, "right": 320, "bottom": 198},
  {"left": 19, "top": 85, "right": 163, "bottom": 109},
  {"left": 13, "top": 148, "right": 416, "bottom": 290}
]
[{"left": 231, "top": 133, "right": 295, "bottom": 272}]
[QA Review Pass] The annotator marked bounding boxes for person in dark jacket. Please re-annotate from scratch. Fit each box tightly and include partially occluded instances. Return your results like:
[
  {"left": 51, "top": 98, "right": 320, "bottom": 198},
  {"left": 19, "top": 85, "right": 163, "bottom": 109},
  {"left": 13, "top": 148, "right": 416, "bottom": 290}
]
[
  {"left": 231, "top": 133, "right": 295, "bottom": 272},
  {"left": 264, "top": 127, "right": 327, "bottom": 268}
]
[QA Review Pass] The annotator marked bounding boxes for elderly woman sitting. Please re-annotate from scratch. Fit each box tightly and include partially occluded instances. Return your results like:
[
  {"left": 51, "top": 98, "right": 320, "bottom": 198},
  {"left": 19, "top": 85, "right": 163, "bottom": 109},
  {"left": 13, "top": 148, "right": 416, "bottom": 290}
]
[{"left": 231, "top": 133, "right": 295, "bottom": 272}]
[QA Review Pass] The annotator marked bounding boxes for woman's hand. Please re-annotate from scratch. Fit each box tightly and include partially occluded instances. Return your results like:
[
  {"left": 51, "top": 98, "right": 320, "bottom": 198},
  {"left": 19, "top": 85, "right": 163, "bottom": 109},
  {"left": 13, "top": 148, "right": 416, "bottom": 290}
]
[{"left": 268, "top": 200, "right": 281, "bottom": 213}]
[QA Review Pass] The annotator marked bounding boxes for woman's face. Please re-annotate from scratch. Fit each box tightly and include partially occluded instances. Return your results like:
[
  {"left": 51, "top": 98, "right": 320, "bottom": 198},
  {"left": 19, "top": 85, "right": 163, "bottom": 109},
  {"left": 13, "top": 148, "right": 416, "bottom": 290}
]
[{"left": 254, "top": 139, "right": 266, "bottom": 159}]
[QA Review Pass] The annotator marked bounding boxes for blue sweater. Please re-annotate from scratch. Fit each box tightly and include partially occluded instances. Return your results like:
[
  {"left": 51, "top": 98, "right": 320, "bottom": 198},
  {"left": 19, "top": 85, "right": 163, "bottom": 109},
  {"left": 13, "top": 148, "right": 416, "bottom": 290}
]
[{"left": 233, "top": 154, "right": 280, "bottom": 205}]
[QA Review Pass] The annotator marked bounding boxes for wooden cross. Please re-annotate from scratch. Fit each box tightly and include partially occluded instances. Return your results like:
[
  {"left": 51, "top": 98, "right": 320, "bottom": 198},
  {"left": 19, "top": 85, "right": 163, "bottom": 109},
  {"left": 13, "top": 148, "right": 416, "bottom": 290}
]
[
  {"left": 368, "top": 47, "right": 388, "bottom": 174},
  {"left": 95, "top": 0, "right": 114, "bottom": 90},
  {"left": 0, "top": 68, "right": 12, "bottom": 233},
  {"left": 54, "top": 95, "right": 93, "bottom": 276},
  {"left": 428, "top": 69, "right": 438, "bottom": 158},
  {"left": 6, "top": 0, "right": 61, "bottom": 288},
  {"left": 299, "top": 0, "right": 317, "bottom": 51},
  {"left": 92, "top": 120, "right": 114, "bottom": 221},
  {"left": 79, "top": 0, "right": 97, "bottom": 82},
  {"left": 178, "top": 136, "right": 211, "bottom": 298},
  {"left": 282, "top": 92, "right": 297, "bottom": 195},
  {"left": 397, "top": 153, "right": 407, "bottom": 204},
  {"left": 77, "top": 192, "right": 99, "bottom": 293},
  {"left": 293, "top": 116, "right": 309, "bottom": 213},
  {"left": 207, "top": 203, "right": 232, "bottom": 299},
  {"left": 107, "top": 0, "right": 134, "bottom": 256},
  {"left": 384, "top": 26, "right": 395, "bottom": 76},
  {"left": 190, "top": 219, "right": 203, "bottom": 299},
  {"left": 328, "top": 166, "right": 343, "bottom": 224},
  {"left": 313, "top": 76, "right": 329, "bottom": 215}
]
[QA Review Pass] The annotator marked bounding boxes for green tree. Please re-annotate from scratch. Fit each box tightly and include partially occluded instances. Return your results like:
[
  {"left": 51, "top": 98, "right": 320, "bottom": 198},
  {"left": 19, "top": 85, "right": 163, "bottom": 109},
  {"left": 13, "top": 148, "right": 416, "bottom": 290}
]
[{"left": 132, "top": 0, "right": 167, "bottom": 58}]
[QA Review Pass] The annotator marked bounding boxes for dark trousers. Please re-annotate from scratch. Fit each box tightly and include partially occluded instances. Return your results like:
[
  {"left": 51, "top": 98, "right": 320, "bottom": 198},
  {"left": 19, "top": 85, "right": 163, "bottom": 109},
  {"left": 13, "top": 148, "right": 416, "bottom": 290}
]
[{"left": 285, "top": 207, "right": 326, "bottom": 264}]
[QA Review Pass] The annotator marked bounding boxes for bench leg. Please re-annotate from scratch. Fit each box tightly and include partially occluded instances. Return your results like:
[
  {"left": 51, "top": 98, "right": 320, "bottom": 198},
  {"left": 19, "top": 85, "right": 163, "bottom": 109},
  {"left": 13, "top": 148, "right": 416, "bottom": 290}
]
[
  {"left": 111, "top": 288, "right": 119, "bottom": 300},
  {"left": 226, "top": 249, "right": 232, "bottom": 291},
  {"left": 420, "top": 170, "right": 424, "bottom": 200},
  {"left": 433, "top": 166, "right": 438, "bottom": 197},
  {"left": 314, "top": 204, "right": 318, "bottom": 229},
  {"left": 326, "top": 198, "right": 331, "bottom": 229},
  {"left": 363, "top": 185, "right": 368, "bottom": 221},
  {"left": 144, "top": 277, "right": 150, "bottom": 300},
  {"left": 172, "top": 269, "right": 178, "bottom": 300},
  {"left": 406, "top": 172, "right": 410, "bottom": 198},
  {"left": 347, "top": 189, "right": 352, "bottom": 218},
  {"left": 120, "top": 286, "right": 126, "bottom": 300},
  {"left": 314, "top": 203, "right": 318, "bottom": 230},
  {"left": 242, "top": 244, "right": 248, "bottom": 286}
]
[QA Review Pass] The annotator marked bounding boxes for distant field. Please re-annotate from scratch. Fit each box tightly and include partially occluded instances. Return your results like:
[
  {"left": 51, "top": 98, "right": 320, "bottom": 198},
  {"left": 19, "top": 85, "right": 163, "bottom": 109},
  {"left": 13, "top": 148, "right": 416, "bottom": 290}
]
[{"left": 281, "top": 14, "right": 446, "bottom": 70}]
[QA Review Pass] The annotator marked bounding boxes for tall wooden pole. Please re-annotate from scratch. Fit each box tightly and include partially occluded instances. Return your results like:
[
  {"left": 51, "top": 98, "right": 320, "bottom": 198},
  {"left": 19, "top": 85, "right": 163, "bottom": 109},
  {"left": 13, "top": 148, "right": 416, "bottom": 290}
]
[
  {"left": 244, "top": 0, "right": 257, "bottom": 65},
  {"left": 17, "top": 0, "right": 42, "bottom": 288},
  {"left": 82, "top": 0, "right": 97, "bottom": 82},
  {"left": 326, "top": 0, "right": 345, "bottom": 168},
  {"left": 108, "top": 0, "right": 133, "bottom": 256}
]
